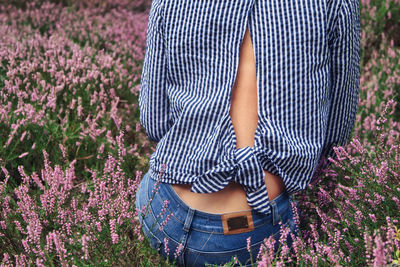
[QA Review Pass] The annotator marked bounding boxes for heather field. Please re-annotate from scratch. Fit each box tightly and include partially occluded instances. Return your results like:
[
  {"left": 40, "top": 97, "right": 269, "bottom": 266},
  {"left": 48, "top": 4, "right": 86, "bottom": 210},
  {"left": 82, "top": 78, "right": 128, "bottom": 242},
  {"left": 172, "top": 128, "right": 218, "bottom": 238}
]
[{"left": 0, "top": 0, "right": 399, "bottom": 266}]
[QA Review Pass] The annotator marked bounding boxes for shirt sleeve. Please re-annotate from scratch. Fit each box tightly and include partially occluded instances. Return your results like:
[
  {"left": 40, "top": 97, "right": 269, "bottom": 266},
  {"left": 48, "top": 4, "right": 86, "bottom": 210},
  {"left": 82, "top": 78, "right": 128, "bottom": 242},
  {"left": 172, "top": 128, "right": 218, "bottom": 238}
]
[
  {"left": 319, "top": 0, "right": 361, "bottom": 168},
  {"left": 138, "top": 0, "right": 172, "bottom": 143}
]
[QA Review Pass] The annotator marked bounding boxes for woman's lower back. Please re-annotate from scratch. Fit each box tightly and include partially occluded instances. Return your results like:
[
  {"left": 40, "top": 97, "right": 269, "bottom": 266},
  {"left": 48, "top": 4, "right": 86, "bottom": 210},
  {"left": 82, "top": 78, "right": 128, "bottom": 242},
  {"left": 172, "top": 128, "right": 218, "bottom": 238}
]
[{"left": 170, "top": 26, "right": 286, "bottom": 214}]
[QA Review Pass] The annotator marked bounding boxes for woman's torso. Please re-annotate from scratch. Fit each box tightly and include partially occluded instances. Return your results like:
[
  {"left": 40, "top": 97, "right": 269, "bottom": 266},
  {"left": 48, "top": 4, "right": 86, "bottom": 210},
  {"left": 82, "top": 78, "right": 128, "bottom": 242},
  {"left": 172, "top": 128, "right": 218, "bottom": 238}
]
[{"left": 171, "top": 27, "right": 286, "bottom": 214}]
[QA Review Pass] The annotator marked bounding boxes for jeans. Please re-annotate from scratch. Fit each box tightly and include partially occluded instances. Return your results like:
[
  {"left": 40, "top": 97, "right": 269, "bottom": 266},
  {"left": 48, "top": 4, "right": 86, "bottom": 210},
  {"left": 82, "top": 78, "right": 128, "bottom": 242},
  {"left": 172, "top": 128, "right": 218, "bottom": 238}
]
[{"left": 135, "top": 170, "right": 300, "bottom": 267}]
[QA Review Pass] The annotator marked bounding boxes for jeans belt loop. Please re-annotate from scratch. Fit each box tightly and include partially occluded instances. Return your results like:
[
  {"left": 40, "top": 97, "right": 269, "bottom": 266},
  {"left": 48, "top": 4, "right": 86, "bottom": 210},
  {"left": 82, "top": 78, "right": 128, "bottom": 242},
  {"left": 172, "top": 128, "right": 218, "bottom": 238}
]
[{"left": 270, "top": 200, "right": 280, "bottom": 226}]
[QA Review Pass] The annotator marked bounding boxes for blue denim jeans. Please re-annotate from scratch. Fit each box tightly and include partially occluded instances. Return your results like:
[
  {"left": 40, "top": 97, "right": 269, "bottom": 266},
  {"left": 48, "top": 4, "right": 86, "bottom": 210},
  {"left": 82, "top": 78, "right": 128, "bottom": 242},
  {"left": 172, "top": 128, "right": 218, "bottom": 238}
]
[{"left": 135, "top": 171, "right": 300, "bottom": 267}]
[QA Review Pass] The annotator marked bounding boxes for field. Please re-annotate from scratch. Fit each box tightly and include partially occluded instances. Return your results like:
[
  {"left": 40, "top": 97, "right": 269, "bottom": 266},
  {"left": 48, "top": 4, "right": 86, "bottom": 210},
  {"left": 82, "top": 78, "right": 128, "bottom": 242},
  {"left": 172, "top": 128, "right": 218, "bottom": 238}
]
[{"left": 0, "top": 0, "right": 399, "bottom": 266}]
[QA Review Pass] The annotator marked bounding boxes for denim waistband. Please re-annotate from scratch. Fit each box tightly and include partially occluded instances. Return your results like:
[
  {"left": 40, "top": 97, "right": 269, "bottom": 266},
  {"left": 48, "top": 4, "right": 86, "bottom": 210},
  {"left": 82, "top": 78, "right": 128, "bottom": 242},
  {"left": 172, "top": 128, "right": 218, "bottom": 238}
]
[{"left": 146, "top": 170, "right": 292, "bottom": 233}]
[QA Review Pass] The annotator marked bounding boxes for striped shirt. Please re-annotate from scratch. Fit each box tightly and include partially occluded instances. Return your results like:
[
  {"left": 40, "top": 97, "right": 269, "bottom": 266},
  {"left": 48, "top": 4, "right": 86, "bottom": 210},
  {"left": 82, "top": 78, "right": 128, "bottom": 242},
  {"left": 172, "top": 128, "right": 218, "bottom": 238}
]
[{"left": 138, "top": 0, "right": 361, "bottom": 215}]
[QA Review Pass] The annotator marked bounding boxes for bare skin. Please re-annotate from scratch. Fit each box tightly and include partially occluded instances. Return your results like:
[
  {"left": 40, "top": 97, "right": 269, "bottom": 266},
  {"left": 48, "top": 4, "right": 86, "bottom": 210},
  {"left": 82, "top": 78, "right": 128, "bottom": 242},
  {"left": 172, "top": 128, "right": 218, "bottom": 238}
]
[{"left": 171, "top": 26, "right": 286, "bottom": 214}]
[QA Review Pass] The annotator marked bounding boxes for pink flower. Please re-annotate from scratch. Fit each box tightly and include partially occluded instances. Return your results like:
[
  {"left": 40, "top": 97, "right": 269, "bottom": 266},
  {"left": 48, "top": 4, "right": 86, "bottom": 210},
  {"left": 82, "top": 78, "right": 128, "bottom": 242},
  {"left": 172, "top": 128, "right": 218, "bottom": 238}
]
[
  {"left": 174, "top": 242, "right": 184, "bottom": 259},
  {"left": 18, "top": 152, "right": 29, "bottom": 158},
  {"left": 369, "top": 214, "right": 377, "bottom": 223},
  {"left": 110, "top": 219, "right": 119, "bottom": 244},
  {"left": 164, "top": 237, "right": 169, "bottom": 256}
]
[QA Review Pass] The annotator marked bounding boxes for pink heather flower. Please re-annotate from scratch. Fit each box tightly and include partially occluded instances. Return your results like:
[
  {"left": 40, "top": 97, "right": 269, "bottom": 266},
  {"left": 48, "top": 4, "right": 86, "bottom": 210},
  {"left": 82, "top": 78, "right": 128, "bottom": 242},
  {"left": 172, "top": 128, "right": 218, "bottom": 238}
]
[
  {"left": 18, "top": 152, "right": 29, "bottom": 158},
  {"left": 116, "top": 130, "right": 126, "bottom": 157},
  {"left": 247, "top": 236, "right": 251, "bottom": 253},
  {"left": 21, "top": 238, "right": 31, "bottom": 254},
  {"left": 81, "top": 234, "right": 90, "bottom": 260},
  {"left": 158, "top": 213, "right": 173, "bottom": 232},
  {"left": 0, "top": 168, "right": 10, "bottom": 197},
  {"left": 20, "top": 131, "right": 27, "bottom": 142},
  {"left": 98, "top": 143, "right": 105, "bottom": 155},
  {"left": 1, "top": 197, "right": 11, "bottom": 221},
  {"left": 59, "top": 143, "right": 67, "bottom": 159},
  {"left": 95, "top": 221, "right": 102, "bottom": 232},
  {"left": 310, "top": 224, "right": 319, "bottom": 240},
  {"left": 49, "top": 231, "right": 68, "bottom": 265},
  {"left": 258, "top": 236, "right": 275, "bottom": 266},
  {"left": 232, "top": 255, "right": 239, "bottom": 265},
  {"left": 2, "top": 253, "right": 11, "bottom": 264},
  {"left": 157, "top": 199, "right": 170, "bottom": 220},
  {"left": 290, "top": 200, "right": 301, "bottom": 227},
  {"left": 77, "top": 97, "right": 83, "bottom": 117},
  {"left": 164, "top": 237, "right": 169, "bottom": 256},
  {"left": 174, "top": 242, "right": 184, "bottom": 259},
  {"left": 354, "top": 210, "right": 363, "bottom": 227},
  {"left": 392, "top": 196, "right": 400, "bottom": 213},
  {"left": 1, "top": 166, "right": 9, "bottom": 177},
  {"left": 372, "top": 234, "right": 386, "bottom": 266},
  {"left": 369, "top": 214, "right": 377, "bottom": 223},
  {"left": 279, "top": 222, "right": 291, "bottom": 249},
  {"left": 134, "top": 224, "right": 144, "bottom": 242},
  {"left": 257, "top": 259, "right": 267, "bottom": 267},
  {"left": 30, "top": 172, "right": 45, "bottom": 191},
  {"left": 131, "top": 84, "right": 140, "bottom": 95},
  {"left": 15, "top": 254, "right": 28, "bottom": 266},
  {"left": 14, "top": 220, "right": 26, "bottom": 235},
  {"left": 110, "top": 219, "right": 119, "bottom": 244}
]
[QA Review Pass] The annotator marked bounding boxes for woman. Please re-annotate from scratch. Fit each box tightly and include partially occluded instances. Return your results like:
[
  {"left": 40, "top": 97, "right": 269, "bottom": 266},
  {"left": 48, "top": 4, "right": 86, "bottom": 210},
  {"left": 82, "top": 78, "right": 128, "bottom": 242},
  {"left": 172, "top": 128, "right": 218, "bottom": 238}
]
[{"left": 135, "top": 0, "right": 360, "bottom": 266}]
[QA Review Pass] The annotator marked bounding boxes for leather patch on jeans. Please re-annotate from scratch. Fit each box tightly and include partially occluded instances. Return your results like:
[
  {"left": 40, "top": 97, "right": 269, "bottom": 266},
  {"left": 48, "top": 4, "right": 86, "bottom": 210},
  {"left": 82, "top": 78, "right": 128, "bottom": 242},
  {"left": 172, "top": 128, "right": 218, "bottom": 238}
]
[{"left": 221, "top": 210, "right": 254, "bottom": 235}]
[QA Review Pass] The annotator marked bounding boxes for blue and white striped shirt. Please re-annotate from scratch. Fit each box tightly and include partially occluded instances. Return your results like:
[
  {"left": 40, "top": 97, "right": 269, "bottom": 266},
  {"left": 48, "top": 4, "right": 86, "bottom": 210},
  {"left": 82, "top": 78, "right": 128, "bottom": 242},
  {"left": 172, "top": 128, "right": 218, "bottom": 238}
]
[{"left": 139, "top": 0, "right": 360, "bottom": 215}]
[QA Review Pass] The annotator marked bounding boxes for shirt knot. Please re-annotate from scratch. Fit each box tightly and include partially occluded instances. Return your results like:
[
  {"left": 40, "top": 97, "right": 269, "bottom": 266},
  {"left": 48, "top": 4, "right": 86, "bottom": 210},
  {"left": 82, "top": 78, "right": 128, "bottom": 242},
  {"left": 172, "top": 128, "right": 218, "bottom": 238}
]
[{"left": 190, "top": 145, "right": 266, "bottom": 194}]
